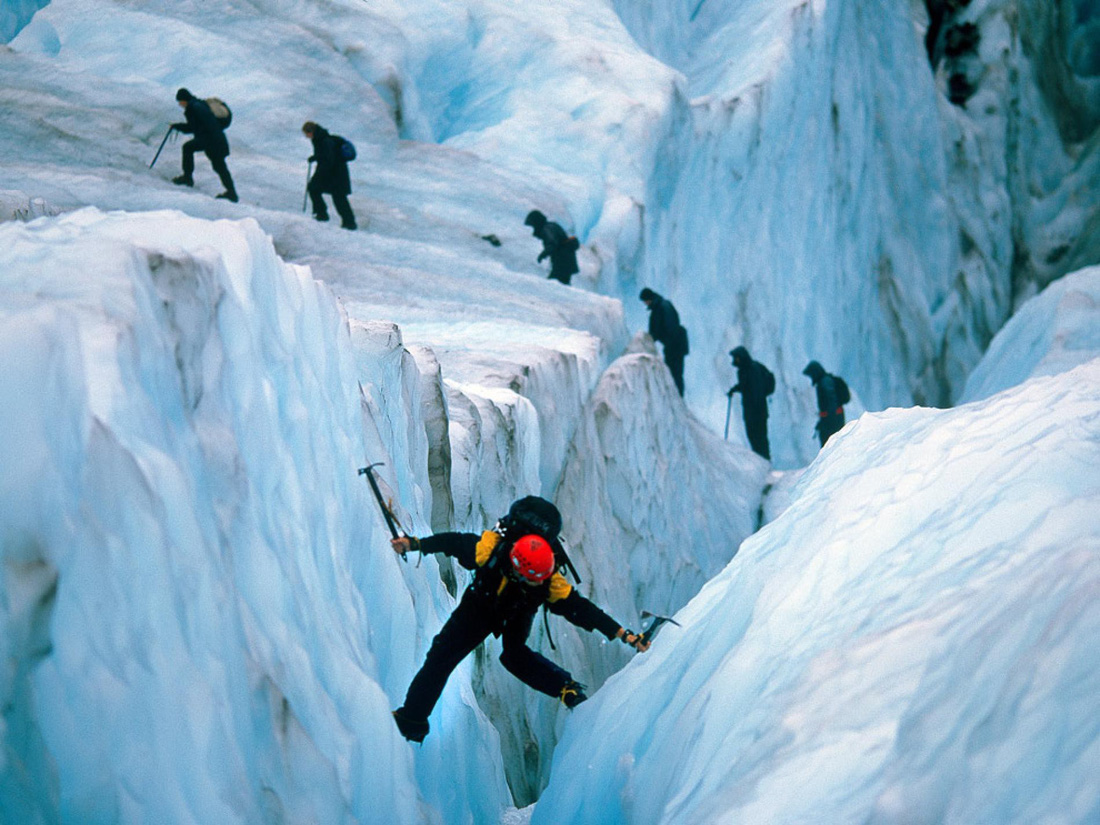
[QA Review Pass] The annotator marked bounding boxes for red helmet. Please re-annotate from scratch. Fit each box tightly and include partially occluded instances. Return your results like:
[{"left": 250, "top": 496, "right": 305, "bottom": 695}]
[{"left": 509, "top": 535, "right": 555, "bottom": 583}]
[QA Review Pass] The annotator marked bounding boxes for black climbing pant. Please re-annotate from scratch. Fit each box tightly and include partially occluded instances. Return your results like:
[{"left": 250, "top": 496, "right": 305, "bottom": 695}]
[
  {"left": 401, "top": 590, "right": 571, "bottom": 722},
  {"left": 308, "top": 179, "right": 356, "bottom": 229},
  {"left": 664, "top": 348, "right": 685, "bottom": 397},
  {"left": 818, "top": 412, "right": 845, "bottom": 447},
  {"left": 182, "top": 140, "right": 236, "bottom": 196},
  {"left": 744, "top": 413, "right": 770, "bottom": 460}
]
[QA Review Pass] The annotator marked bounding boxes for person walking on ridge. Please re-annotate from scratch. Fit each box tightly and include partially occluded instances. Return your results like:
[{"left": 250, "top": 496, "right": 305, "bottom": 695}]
[
  {"left": 170, "top": 88, "right": 237, "bottom": 202},
  {"left": 728, "top": 346, "right": 775, "bottom": 460},
  {"left": 524, "top": 210, "right": 579, "bottom": 285},
  {"left": 302, "top": 121, "right": 357, "bottom": 230},
  {"left": 803, "top": 360, "right": 850, "bottom": 447},
  {"left": 390, "top": 496, "right": 649, "bottom": 743},
  {"left": 640, "top": 288, "right": 689, "bottom": 396}
]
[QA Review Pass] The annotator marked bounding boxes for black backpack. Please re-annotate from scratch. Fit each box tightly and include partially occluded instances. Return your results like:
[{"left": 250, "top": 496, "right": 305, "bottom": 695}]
[
  {"left": 833, "top": 375, "right": 851, "bottom": 406},
  {"left": 762, "top": 365, "right": 776, "bottom": 396}
]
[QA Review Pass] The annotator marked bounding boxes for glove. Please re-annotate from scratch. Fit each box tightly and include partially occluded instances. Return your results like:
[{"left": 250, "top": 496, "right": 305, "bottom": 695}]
[
  {"left": 618, "top": 628, "right": 650, "bottom": 653},
  {"left": 308, "top": 155, "right": 316, "bottom": 162},
  {"left": 537, "top": 251, "right": 548, "bottom": 262}
]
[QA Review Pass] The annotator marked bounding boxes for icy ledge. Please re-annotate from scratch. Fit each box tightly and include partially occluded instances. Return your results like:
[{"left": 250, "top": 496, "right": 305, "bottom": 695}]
[{"left": 535, "top": 357, "right": 1100, "bottom": 825}]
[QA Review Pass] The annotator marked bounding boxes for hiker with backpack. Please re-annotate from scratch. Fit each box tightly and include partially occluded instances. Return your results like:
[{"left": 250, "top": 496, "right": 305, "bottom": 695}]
[
  {"left": 524, "top": 210, "right": 579, "bottom": 285},
  {"left": 728, "top": 346, "right": 775, "bottom": 460},
  {"left": 640, "top": 288, "right": 690, "bottom": 397},
  {"left": 302, "top": 121, "right": 357, "bottom": 231},
  {"left": 803, "top": 360, "right": 850, "bottom": 447},
  {"left": 389, "top": 496, "right": 649, "bottom": 743},
  {"left": 170, "top": 88, "right": 237, "bottom": 202}
]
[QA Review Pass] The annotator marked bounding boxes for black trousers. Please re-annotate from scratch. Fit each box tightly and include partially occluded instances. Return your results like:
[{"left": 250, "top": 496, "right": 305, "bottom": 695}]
[
  {"left": 308, "top": 179, "right": 356, "bottom": 228},
  {"left": 818, "top": 412, "right": 845, "bottom": 447},
  {"left": 664, "top": 348, "right": 685, "bottom": 396},
  {"left": 182, "top": 140, "right": 235, "bottom": 195},
  {"left": 401, "top": 590, "right": 571, "bottom": 722},
  {"left": 744, "top": 413, "right": 770, "bottom": 460}
]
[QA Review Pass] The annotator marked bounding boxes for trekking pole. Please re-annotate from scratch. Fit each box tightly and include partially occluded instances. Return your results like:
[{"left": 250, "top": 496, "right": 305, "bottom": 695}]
[
  {"left": 358, "top": 463, "right": 408, "bottom": 561},
  {"left": 302, "top": 160, "right": 313, "bottom": 213},
  {"left": 723, "top": 393, "right": 732, "bottom": 440},
  {"left": 149, "top": 126, "right": 175, "bottom": 169}
]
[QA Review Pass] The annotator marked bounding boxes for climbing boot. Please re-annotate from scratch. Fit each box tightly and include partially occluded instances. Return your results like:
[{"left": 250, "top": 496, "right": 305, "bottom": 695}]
[
  {"left": 216, "top": 190, "right": 239, "bottom": 203},
  {"left": 172, "top": 175, "right": 194, "bottom": 187}
]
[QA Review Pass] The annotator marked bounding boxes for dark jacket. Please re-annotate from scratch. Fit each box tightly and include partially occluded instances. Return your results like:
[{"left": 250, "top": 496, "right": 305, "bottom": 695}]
[
  {"left": 814, "top": 374, "right": 844, "bottom": 418},
  {"left": 308, "top": 126, "right": 351, "bottom": 196},
  {"left": 647, "top": 294, "right": 688, "bottom": 356},
  {"left": 731, "top": 353, "right": 772, "bottom": 421},
  {"left": 174, "top": 98, "right": 229, "bottom": 158},
  {"left": 535, "top": 221, "right": 580, "bottom": 281},
  {"left": 421, "top": 530, "right": 621, "bottom": 639}
]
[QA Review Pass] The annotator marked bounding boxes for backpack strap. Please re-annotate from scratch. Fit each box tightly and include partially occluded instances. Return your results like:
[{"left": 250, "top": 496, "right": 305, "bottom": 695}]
[
  {"left": 543, "top": 605, "right": 557, "bottom": 651},
  {"left": 553, "top": 538, "right": 581, "bottom": 584}
]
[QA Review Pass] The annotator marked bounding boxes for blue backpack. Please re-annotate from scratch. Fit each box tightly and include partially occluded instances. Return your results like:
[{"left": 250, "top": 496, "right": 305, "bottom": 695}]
[{"left": 335, "top": 136, "right": 356, "bottom": 162}]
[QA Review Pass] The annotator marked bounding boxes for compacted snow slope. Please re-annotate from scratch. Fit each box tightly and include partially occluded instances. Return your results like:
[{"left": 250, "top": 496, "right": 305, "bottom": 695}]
[{"left": 537, "top": 358, "right": 1100, "bottom": 825}]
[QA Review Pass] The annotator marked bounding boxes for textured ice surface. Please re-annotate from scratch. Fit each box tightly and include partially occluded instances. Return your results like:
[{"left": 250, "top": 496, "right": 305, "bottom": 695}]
[
  {"left": 962, "top": 265, "right": 1100, "bottom": 402},
  {"left": 535, "top": 360, "right": 1100, "bottom": 825}
]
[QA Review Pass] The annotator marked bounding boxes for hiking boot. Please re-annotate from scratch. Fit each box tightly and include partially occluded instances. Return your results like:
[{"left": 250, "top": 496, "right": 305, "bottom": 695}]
[
  {"left": 341, "top": 222, "right": 357, "bottom": 231},
  {"left": 392, "top": 708, "right": 429, "bottom": 743},
  {"left": 216, "top": 191, "right": 239, "bottom": 203},
  {"left": 313, "top": 213, "right": 330, "bottom": 223},
  {"left": 559, "top": 680, "right": 588, "bottom": 709},
  {"left": 172, "top": 175, "right": 194, "bottom": 187}
]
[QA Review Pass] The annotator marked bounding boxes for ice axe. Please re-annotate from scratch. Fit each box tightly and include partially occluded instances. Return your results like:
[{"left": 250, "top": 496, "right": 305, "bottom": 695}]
[
  {"left": 723, "top": 391, "right": 733, "bottom": 440},
  {"left": 302, "top": 159, "right": 313, "bottom": 213},
  {"left": 149, "top": 126, "right": 176, "bottom": 169},
  {"left": 358, "top": 462, "right": 407, "bottom": 561},
  {"left": 638, "top": 611, "right": 681, "bottom": 647}
]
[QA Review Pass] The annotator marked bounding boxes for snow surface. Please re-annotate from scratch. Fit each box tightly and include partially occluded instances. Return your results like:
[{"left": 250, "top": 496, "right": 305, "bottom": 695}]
[
  {"left": 536, "top": 359, "right": 1100, "bottom": 825},
  {"left": 961, "top": 265, "right": 1100, "bottom": 402},
  {"left": 0, "top": 0, "right": 1098, "bottom": 822}
]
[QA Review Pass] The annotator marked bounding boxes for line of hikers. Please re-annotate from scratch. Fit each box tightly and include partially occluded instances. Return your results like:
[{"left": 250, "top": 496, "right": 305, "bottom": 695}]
[
  {"left": 165, "top": 90, "right": 847, "bottom": 461},
  {"left": 158, "top": 88, "right": 357, "bottom": 229},
  {"left": 726, "top": 347, "right": 851, "bottom": 460},
  {"left": 632, "top": 289, "right": 850, "bottom": 458}
]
